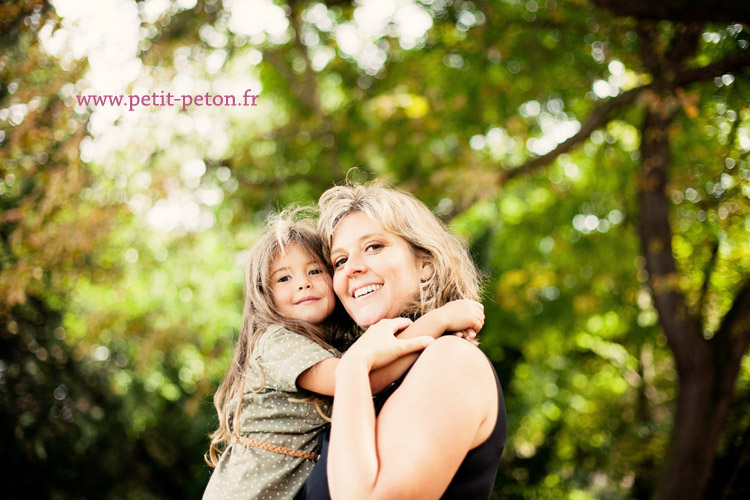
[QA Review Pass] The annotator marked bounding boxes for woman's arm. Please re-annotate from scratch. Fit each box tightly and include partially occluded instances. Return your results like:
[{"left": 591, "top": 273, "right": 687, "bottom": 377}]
[
  {"left": 367, "top": 299, "right": 483, "bottom": 391},
  {"left": 327, "top": 329, "right": 498, "bottom": 500},
  {"left": 297, "top": 300, "right": 484, "bottom": 395}
]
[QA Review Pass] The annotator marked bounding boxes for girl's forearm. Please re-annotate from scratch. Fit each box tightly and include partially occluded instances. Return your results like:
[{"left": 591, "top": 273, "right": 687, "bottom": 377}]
[
  {"left": 400, "top": 310, "right": 447, "bottom": 340},
  {"left": 328, "top": 356, "right": 380, "bottom": 499},
  {"left": 368, "top": 354, "right": 419, "bottom": 393}
]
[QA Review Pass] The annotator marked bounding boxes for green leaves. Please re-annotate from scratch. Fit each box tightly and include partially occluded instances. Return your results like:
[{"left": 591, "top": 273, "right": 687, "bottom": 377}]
[{"left": 2, "top": 0, "right": 750, "bottom": 497}]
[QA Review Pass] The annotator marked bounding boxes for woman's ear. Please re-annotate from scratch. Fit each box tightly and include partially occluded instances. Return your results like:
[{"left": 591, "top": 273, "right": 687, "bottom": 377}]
[{"left": 419, "top": 258, "right": 434, "bottom": 282}]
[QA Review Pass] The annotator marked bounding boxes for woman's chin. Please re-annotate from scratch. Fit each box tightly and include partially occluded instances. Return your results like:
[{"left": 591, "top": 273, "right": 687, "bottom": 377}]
[
  {"left": 347, "top": 299, "right": 408, "bottom": 329},
  {"left": 350, "top": 309, "right": 387, "bottom": 329}
]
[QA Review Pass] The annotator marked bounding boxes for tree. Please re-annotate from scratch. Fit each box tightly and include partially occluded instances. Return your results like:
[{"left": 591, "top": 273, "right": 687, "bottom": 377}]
[
  {"left": 2, "top": 0, "right": 750, "bottom": 498},
  {"left": 494, "top": 2, "right": 750, "bottom": 496}
]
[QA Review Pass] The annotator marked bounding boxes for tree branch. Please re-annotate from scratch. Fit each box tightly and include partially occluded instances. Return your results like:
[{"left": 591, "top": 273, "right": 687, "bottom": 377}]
[
  {"left": 445, "top": 47, "right": 750, "bottom": 225},
  {"left": 666, "top": 23, "right": 702, "bottom": 68},
  {"left": 500, "top": 85, "right": 646, "bottom": 184},
  {"left": 0, "top": 0, "right": 49, "bottom": 47},
  {"left": 261, "top": 3, "right": 326, "bottom": 115},
  {"left": 593, "top": 0, "right": 750, "bottom": 24},
  {"left": 720, "top": 416, "right": 750, "bottom": 499},
  {"left": 288, "top": 5, "right": 322, "bottom": 115},
  {"left": 636, "top": 20, "right": 663, "bottom": 75},
  {"left": 637, "top": 102, "right": 707, "bottom": 376},
  {"left": 698, "top": 240, "right": 720, "bottom": 318},
  {"left": 674, "top": 48, "right": 750, "bottom": 88},
  {"left": 498, "top": 46, "right": 750, "bottom": 187},
  {"left": 713, "top": 282, "right": 750, "bottom": 385}
]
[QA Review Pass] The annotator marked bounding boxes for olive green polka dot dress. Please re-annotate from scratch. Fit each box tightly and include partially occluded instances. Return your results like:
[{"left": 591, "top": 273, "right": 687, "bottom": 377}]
[{"left": 203, "top": 325, "right": 339, "bottom": 500}]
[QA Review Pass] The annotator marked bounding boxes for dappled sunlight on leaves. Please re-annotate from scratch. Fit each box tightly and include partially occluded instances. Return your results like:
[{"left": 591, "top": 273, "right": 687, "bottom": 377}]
[{"left": 3, "top": 0, "right": 750, "bottom": 498}]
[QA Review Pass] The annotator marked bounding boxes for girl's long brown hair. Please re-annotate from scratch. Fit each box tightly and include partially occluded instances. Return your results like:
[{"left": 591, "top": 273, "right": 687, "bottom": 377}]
[{"left": 206, "top": 210, "right": 351, "bottom": 467}]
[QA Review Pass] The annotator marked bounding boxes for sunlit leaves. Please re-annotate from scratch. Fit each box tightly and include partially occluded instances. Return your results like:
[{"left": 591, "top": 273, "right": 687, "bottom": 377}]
[{"left": 3, "top": 0, "right": 750, "bottom": 498}]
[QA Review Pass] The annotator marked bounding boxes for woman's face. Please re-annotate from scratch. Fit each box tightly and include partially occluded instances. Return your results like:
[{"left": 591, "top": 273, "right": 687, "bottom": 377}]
[{"left": 330, "top": 211, "right": 432, "bottom": 328}]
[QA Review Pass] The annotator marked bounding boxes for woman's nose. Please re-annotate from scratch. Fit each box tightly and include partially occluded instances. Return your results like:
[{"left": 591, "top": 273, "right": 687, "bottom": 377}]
[{"left": 345, "top": 255, "right": 366, "bottom": 275}]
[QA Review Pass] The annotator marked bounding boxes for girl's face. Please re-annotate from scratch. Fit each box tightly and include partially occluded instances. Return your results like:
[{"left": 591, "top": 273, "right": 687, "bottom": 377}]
[
  {"left": 269, "top": 244, "right": 336, "bottom": 324},
  {"left": 330, "top": 212, "right": 432, "bottom": 328}
]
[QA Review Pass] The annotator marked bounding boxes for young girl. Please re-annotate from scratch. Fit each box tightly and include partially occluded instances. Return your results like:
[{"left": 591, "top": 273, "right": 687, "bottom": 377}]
[{"left": 203, "top": 212, "right": 485, "bottom": 500}]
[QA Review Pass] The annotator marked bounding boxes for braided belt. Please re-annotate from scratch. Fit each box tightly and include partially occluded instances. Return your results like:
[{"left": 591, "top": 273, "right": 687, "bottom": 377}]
[{"left": 236, "top": 435, "right": 319, "bottom": 462}]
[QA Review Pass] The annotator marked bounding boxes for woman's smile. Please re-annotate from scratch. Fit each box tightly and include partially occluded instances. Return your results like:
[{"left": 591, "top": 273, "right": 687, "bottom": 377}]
[{"left": 352, "top": 283, "right": 383, "bottom": 298}]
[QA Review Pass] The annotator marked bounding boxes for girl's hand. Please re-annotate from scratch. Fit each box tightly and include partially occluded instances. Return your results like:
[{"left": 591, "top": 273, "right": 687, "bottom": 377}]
[
  {"left": 433, "top": 300, "right": 485, "bottom": 337},
  {"left": 343, "top": 318, "right": 435, "bottom": 372},
  {"left": 453, "top": 328, "right": 478, "bottom": 342}
]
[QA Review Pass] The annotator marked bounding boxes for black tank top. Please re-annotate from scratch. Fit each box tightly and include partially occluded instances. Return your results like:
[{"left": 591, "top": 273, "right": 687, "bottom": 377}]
[{"left": 297, "top": 358, "right": 506, "bottom": 500}]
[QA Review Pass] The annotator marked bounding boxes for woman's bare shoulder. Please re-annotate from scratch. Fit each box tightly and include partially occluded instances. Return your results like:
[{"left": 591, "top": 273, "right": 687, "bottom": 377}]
[
  {"left": 387, "top": 335, "right": 498, "bottom": 450},
  {"left": 423, "top": 335, "right": 491, "bottom": 369},
  {"left": 403, "top": 335, "right": 496, "bottom": 395}
]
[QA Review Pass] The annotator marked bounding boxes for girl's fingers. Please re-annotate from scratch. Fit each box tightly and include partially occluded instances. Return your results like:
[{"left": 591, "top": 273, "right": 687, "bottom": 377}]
[
  {"left": 388, "top": 317, "right": 414, "bottom": 333},
  {"left": 367, "top": 317, "right": 413, "bottom": 337},
  {"left": 364, "top": 335, "right": 434, "bottom": 370},
  {"left": 453, "top": 329, "right": 477, "bottom": 340}
]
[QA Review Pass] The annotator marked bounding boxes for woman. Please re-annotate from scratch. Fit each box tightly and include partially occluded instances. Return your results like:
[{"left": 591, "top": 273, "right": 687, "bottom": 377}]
[{"left": 299, "top": 182, "right": 506, "bottom": 500}]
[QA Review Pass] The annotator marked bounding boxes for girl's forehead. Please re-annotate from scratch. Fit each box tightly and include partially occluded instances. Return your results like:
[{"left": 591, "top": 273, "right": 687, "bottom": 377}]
[{"left": 271, "top": 242, "right": 324, "bottom": 267}]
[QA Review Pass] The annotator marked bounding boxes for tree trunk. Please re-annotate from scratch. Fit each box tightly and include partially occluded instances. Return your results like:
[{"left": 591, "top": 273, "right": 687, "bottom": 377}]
[
  {"left": 636, "top": 96, "right": 750, "bottom": 499},
  {"left": 637, "top": 98, "right": 712, "bottom": 498}
]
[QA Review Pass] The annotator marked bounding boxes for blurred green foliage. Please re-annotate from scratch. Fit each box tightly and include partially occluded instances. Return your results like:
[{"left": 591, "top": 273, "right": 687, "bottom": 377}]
[{"left": 2, "top": 0, "right": 750, "bottom": 498}]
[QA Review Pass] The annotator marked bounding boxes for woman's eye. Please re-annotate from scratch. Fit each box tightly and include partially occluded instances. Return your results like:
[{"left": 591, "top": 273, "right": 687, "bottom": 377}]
[
  {"left": 333, "top": 257, "right": 347, "bottom": 269},
  {"left": 365, "top": 243, "right": 383, "bottom": 252}
]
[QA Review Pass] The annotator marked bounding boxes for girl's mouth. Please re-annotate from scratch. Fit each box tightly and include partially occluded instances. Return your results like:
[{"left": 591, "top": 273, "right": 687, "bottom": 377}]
[{"left": 296, "top": 296, "right": 319, "bottom": 305}]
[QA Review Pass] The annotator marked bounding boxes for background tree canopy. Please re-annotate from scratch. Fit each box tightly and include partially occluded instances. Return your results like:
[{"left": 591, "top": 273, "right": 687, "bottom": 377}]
[{"left": 2, "top": 0, "right": 750, "bottom": 498}]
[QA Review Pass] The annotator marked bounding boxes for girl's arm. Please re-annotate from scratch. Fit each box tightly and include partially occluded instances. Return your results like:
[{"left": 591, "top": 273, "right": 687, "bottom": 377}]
[
  {"left": 368, "top": 299, "right": 483, "bottom": 391},
  {"left": 327, "top": 322, "right": 498, "bottom": 500},
  {"left": 296, "top": 300, "right": 484, "bottom": 395}
]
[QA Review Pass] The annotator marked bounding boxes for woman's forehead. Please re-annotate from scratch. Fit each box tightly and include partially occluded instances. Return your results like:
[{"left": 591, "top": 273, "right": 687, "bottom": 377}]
[
  {"left": 331, "top": 212, "right": 391, "bottom": 246},
  {"left": 333, "top": 211, "right": 375, "bottom": 236}
]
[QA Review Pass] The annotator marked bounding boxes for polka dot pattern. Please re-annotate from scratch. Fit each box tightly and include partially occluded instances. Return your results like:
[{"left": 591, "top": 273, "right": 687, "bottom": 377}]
[{"left": 203, "top": 325, "right": 339, "bottom": 500}]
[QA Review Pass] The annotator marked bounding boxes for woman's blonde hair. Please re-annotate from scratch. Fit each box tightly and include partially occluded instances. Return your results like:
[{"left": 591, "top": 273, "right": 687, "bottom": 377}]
[
  {"left": 317, "top": 181, "right": 482, "bottom": 317},
  {"left": 206, "top": 209, "right": 350, "bottom": 467}
]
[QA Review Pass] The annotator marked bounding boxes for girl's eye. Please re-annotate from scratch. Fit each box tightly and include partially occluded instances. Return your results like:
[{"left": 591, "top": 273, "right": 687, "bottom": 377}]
[
  {"left": 333, "top": 257, "right": 347, "bottom": 269},
  {"left": 309, "top": 268, "right": 323, "bottom": 276},
  {"left": 277, "top": 275, "right": 291, "bottom": 283}
]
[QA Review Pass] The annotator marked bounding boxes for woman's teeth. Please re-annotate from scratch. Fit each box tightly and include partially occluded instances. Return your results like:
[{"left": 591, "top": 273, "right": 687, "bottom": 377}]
[{"left": 353, "top": 284, "right": 383, "bottom": 298}]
